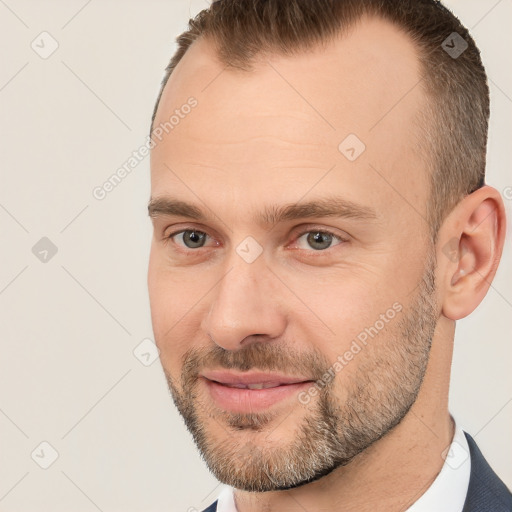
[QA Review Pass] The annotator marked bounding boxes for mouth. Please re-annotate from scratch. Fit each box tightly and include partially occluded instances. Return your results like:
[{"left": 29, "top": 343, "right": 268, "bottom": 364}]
[
  {"left": 200, "top": 370, "right": 315, "bottom": 412},
  {"left": 208, "top": 380, "right": 301, "bottom": 389}
]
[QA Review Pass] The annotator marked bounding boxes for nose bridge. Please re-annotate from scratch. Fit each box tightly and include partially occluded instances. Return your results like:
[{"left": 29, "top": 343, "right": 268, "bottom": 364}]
[{"left": 203, "top": 245, "right": 285, "bottom": 349}]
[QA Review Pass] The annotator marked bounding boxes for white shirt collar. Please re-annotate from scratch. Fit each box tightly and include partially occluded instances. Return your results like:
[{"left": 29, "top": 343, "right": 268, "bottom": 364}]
[
  {"left": 215, "top": 485, "right": 238, "bottom": 512},
  {"left": 214, "top": 418, "right": 471, "bottom": 512},
  {"left": 408, "top": 419, "right": 471, "bottom": 512}
]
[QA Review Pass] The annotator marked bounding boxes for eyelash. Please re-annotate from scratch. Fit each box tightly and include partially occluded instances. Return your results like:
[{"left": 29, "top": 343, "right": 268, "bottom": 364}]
[{"left": 163, "top": 226, "right": 347, "bottom": 255}]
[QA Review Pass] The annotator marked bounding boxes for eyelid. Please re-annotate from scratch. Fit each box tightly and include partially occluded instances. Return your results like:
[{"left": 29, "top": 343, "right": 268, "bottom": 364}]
[
  {"left": 290, "top": 226, "right": 348, "bottom": 251},
  {"left": 293, "top": 225, "right": 348, "bottom": 240},
  {"left": 164, "top": 227, "right": 217, "bottom": 250},
  {"left": 163, "top": 224, "right": 349, "bottom": 255}
]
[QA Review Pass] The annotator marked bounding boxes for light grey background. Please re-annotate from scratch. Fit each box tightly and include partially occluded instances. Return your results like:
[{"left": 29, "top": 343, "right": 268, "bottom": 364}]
[{"left": 0, "top": 0, "right": 510, "bottom": 510}]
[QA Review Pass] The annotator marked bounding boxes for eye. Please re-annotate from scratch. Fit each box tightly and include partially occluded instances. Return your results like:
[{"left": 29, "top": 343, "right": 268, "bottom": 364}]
[
  {"left": 294, "top": 229, "right": 346, "bottom": 251},
  {"left": 167, "top": 229, "right": 210, "bottom": 249},
  {"left": 164, "top": 227, "right": 346, "bottom": 253}
]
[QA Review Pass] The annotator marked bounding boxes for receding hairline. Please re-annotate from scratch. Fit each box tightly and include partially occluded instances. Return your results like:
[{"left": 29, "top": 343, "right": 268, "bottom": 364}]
[
  {"left": 149, "top": 0, "right": 489, "bottom": 241},
  {"left": 151, "top": 12, "right": 425, "bottom": 133}
]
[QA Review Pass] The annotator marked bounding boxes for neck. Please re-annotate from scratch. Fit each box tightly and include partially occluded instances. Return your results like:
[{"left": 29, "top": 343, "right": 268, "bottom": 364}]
[{"left": 234, "top": 319, "right": 455, "bottom": 512}]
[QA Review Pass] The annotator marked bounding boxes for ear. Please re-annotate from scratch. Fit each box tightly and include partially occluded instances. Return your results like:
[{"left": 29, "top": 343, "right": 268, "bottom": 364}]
[{"left": 437, "top": 186, "right": 507, "bottom": 320}]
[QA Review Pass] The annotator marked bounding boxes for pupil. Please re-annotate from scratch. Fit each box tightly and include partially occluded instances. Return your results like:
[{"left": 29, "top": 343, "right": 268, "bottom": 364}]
[
  {"left": 308, "top": 231, "right": 332, "bottom": 250},
  {"left": 185, "top": 230, "right": 205, "bottom": 248}
]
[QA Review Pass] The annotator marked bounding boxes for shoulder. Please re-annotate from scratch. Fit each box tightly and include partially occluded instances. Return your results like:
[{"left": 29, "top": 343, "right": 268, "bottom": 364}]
[{"left": 462, "top": 431, "right": 512, "bottom": 511}]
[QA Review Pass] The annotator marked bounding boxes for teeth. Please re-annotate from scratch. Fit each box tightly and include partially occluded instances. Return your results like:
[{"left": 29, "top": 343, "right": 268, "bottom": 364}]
[
  {"left": 247, "top": 383, "right": 267, "bottom": 389},
  {"left": 224, "top": 383, "right": 280, "bottom": 389}
]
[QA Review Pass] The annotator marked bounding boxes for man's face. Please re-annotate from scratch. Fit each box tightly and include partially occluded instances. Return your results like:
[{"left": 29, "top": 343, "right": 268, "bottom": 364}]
[{"left": 148, "top": 18, "right": 440, "bottom": 491}]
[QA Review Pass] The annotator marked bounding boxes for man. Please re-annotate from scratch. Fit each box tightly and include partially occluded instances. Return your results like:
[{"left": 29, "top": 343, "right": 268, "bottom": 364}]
[{"left": 147, "top": 0, "right": 511, "bottom": 510}]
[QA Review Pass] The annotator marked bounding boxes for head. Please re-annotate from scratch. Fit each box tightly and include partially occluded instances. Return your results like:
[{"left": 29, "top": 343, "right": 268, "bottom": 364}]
[{"left": 147, "top": 0, "right": 506, "bottom": 492}]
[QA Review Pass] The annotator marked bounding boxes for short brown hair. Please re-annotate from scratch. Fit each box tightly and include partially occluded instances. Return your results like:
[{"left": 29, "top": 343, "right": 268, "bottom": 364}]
[{"left": 150, "top": 0, "right": 489, "bottom": 239}]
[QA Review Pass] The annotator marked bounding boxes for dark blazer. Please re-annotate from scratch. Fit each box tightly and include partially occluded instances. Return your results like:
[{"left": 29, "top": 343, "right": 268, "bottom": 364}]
[{"left": 201, "top": 432, "right": 512, "bottom": 512}]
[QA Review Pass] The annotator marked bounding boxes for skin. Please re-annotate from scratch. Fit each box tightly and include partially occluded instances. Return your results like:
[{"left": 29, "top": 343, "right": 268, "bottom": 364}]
[{"left": 147, "top": 15, "right": 506, "bottom": 512}]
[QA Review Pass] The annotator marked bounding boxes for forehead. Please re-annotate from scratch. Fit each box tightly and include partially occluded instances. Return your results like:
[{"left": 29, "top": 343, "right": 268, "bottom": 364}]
[{"left": 150, "top": 16, "right": 428, "bottom": 228}]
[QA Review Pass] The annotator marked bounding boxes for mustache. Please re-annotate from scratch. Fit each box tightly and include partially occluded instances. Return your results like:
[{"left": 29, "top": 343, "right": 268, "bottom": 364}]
[{"left": 180, "top": 341, "right": 332, "bottom": 385}]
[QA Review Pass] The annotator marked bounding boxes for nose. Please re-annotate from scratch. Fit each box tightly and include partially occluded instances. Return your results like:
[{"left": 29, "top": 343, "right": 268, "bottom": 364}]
[{"left": 201, "top": 256, "right": 287, "bottom": 351}]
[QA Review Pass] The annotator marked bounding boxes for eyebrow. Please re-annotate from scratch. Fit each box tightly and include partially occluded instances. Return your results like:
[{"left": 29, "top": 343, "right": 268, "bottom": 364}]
[{"left": 147, "top": 195, "right": 378, "bottom": 227}]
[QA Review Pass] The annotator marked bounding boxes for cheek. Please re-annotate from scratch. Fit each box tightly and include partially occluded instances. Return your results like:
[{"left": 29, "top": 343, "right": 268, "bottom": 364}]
[
  {"left": 289, "top": 271, "right": 392, "bottom": 329},
  {"left": 148, "top": 250, "right": 190, "bottom": 328},
  {"left": 288, "top": 273, "right": 406, "bottom": 367},
  {"left": 148, "top": 265, "right": 189, "bottom": 371},
  {"left": 148, "top": 271, "right": 216, "bottom": 383},
  {"left": 148, "top": 262, "right": 168, "bottom": 338}
]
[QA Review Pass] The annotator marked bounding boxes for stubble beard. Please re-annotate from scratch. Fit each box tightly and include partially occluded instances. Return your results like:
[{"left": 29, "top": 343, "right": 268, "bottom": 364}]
[{"left": 164, "top": 251, "right": 438, "bottom": 492}]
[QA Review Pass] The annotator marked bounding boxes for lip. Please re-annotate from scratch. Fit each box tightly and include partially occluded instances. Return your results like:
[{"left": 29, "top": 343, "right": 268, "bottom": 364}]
[
  {"left": 200, "top": 370, "right": 315, "bottom": 413},
  {"left": 201, "top": 370, "right": 312, "bottom": 386}
]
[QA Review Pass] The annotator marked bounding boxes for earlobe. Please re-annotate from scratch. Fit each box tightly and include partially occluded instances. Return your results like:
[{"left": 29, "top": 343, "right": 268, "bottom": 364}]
[{"left": 440, "top": 187, "right": 506, "bottom": 320}]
